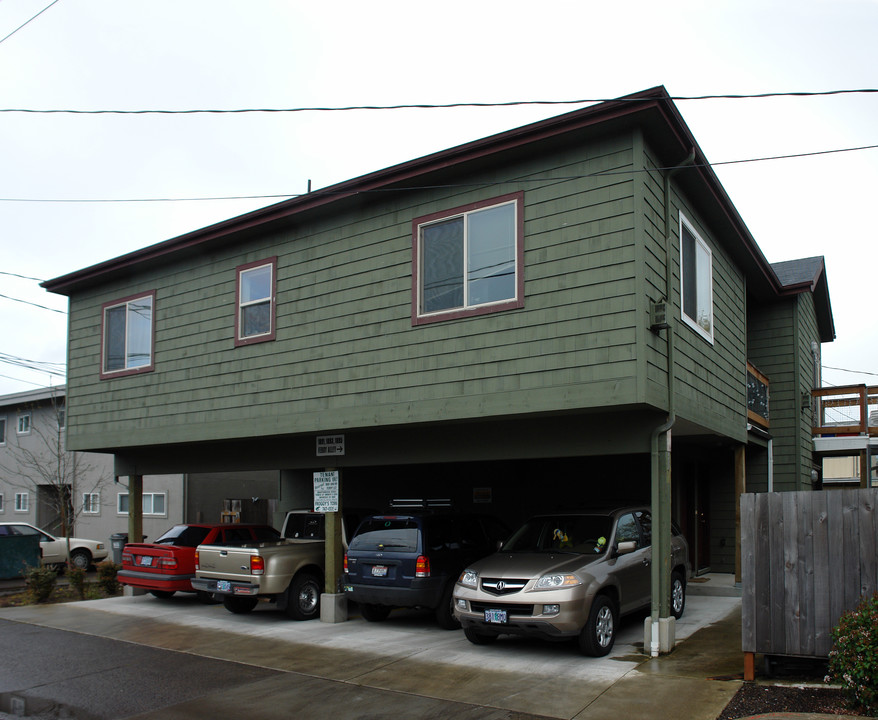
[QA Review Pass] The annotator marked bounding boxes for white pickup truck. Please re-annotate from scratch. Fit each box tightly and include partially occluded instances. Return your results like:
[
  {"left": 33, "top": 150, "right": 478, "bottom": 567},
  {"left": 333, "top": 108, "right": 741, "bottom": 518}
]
[{"left": 191, "top": 509, "right": 368, "bottom": 620}]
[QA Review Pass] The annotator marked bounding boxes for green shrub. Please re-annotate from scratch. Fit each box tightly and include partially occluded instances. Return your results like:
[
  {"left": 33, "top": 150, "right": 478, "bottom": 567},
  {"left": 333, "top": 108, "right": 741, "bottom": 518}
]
[
  {"left": 96, "top": 561, "right": 120, "bottom": 595},
  {"left": 827, "top": 592, "right": 878, "bottom": 715},
  {"left": 67, "top": 565, "right": 87, "bottom": 600},
  {"left": 24, "top": 565, "right": 58, "bottom": 603}
]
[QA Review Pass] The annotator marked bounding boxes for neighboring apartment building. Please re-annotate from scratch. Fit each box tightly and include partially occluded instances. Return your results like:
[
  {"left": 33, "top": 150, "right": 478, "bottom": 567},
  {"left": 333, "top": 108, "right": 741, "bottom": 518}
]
[
  {"left": 0, "top": 387, "right": 183, "bottom": 545},
  {"left": 42, "top": 86, "right": 835, "bottom": 575}
]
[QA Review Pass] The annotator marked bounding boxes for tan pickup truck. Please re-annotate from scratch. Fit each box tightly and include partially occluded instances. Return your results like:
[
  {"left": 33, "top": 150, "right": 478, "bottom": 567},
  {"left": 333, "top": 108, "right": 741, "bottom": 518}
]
[{"left": 191, "top": 509, "right": 368, "bottom": 620}]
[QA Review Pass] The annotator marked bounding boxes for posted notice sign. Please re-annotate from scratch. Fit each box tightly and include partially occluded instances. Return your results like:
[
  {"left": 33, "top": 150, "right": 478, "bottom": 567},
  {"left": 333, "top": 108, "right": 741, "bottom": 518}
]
[{"left": 313, "top": 471, "right": 339, "bottom": 512}]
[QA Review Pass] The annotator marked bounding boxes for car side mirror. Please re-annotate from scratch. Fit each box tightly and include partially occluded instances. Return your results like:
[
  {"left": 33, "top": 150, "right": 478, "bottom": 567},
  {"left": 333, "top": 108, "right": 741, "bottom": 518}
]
[{"left": 615, "top": 540, "right": 637, "bottom": 556}]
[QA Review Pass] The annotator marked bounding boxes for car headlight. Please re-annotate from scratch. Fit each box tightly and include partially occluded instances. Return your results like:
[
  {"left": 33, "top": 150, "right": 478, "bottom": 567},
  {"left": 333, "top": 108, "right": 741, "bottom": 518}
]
[
  {"left": 533, "top": 573, "right": 581, "bottom": 590},
  {"left": 458, "top": 569, "right": 479, "bottom": 588}
]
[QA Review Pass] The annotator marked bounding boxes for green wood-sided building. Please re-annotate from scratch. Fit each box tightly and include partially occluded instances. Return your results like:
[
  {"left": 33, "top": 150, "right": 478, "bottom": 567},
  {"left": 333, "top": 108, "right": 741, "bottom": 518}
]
[{"left": 43, "top": 87, "right": 834, "bottom": 575}]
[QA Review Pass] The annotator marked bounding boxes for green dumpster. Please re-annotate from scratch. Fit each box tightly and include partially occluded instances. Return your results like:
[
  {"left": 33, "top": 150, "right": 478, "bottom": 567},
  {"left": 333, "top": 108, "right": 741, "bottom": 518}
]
[{"left": 0, "top": 534, "right": 41, "bottom": 578}]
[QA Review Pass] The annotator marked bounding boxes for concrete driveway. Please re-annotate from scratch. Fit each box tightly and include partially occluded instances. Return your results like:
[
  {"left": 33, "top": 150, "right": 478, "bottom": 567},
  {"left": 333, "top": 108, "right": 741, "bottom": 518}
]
[{"left": 0, "top": 576, "right": 744, "bottom": 719}]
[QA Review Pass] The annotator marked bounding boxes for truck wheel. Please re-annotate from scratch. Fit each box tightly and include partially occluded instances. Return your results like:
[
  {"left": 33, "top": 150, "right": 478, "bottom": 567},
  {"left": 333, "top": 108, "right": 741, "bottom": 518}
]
[
  {"left": 434, "top": 581, "right": 460, "bottom": 630},
  {"left": 360, "top": 604, "right": 391, "bottom": 622},
  {"left": 149, "top": 590, "right": 176, "bottom": 599},
  {"left": 285, "top": 573, "right": 321, "bottom": 620},
  {"left": 223, "top": 596, "right": 258, "bottom": 614}
]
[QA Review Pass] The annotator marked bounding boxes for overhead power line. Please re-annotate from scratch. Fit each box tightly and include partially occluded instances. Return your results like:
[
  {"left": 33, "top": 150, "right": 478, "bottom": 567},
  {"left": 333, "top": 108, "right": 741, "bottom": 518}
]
[
  {"left": 0, "top": 270, "right": 45, "bottom": 282},
  {"left": 0, "top": 89, "right": 876, "bottom": 115},
  {"left": 0, "top": 0, "right": 61, "bottom": 47},
  {"left": 0, "top": 351, "right": 66, "bottom": 376},
  {"left": 0, "top": 142, "right": 875, "bottom": 205},
  {"left": 0, "top": 292, "right": 66, "bottom": 313}
]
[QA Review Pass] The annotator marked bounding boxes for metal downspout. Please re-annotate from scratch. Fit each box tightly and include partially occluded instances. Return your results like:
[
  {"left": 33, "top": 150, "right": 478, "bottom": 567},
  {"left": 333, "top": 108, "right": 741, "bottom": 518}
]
[{"left": 650, "top": 149, "right": 695, "bottom": 656}]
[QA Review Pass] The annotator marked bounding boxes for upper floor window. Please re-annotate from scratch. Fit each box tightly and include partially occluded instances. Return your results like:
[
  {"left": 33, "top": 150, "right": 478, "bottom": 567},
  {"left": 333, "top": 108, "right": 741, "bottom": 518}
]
[
  {"left": 412, "top": 192, "right": 524, "bottom": 325},
  {"left": 101, "top": 291, "right": 155, "bottom": 377},
  {"left": 680, "top": 214, "right": 714, "bottom": 343},
  {"left": 83, "top": 493, "right": 100, "bottom": 514},
  {"left": 235, "top": 258, "right": 277, "bottom": 346},
  {"left": 0, "top": 493, "right": 4, "bottom": 512},
  {"left": 17, "top": 414, "right": 31, "bottom": 435},
  {"left": 15, "top": 492, "right": 29, "bottom": 512},
  {"left": 0, "top": 416, "right": 6, "bottom": 445}
]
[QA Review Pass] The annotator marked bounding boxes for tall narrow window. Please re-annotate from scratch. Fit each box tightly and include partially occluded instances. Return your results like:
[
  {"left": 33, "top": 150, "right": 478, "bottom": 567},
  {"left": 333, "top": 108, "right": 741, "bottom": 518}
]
[
  {"left": 15, "top": 492, "right": 29, "bottom": 512},
  {"left": 413, "top": 192, "right": 524, "bottom": 324},
  {"left": 17, "top": 414, "right": 31, "bottom": 435},
  {"left": 0, "top": 417, "right": 6, "bottom": 445},
  {"left": 101, "top": 292, "right": 155, "bottom": 377},
  {"left": 680, "top": 215, "right": 714, "bottom": 342},
  {"left": 236, "top": 258, "right": 277, "bottom": 345}
]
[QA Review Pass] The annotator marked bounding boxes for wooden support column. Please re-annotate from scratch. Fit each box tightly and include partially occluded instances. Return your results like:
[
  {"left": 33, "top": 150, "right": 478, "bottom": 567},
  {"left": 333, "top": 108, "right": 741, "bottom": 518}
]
[
  {"left": 734, "top": 446, "right": 746, "bottom": 585},
  {"left": 128, "top": 474, "right": 143, "bottom": 548}
]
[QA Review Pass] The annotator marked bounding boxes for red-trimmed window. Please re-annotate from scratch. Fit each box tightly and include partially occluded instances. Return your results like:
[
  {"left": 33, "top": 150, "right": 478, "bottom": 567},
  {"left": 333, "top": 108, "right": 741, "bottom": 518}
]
[
  {"left": 235, "top": 257, "right": 277, "bottom": 346},
  {"left": 412, "top": 192, "right": 524, "bottom": 325},
  {"left": 101, "top": 291, "right": 155, "bottom": 378}
]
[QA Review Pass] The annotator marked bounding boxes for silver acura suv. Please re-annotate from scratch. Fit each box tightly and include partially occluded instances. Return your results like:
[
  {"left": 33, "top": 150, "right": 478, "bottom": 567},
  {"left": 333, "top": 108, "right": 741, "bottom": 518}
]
[{"left": 452, "top": 507, "right": 690, "bottom": 656}]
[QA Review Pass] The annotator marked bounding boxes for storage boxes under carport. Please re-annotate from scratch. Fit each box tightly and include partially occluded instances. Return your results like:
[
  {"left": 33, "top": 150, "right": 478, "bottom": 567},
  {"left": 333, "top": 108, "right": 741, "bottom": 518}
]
[
  {"left": 740, "top": 488, "right": 878, "bottom": 679},
  {"left": 0, "top": 533, "right": 41, "bottom": 578}
]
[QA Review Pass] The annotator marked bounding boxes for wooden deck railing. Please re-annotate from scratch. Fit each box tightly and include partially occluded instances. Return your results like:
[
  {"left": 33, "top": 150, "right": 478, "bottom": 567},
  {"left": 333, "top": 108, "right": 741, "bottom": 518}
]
[
  {"left": 747, "top": 361, "right": 769, "bottom": 429},
  {"left": 812, "top": 384, "right": 878, "bottom": 437}
]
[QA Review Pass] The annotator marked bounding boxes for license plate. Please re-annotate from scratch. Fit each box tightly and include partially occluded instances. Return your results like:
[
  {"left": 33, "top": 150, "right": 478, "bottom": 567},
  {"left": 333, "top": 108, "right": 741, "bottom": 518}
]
[
  {"left": 216, "top": 580, "right": 231, "bottom": 592},
  {"left": 371, "top": 565, "right": 388, "bottom": 577},
  {"left": 139, "top": 556, "right": 153, "bottom": 567},
  {"left": 485, "top": 609, "right": 507, "bottom": 624}
]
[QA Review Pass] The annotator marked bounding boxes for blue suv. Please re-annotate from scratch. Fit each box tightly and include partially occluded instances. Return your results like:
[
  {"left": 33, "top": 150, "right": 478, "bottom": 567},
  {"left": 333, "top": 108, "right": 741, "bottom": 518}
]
[{"left": 343, "top": 511, "right": 508, "bottom": 629}]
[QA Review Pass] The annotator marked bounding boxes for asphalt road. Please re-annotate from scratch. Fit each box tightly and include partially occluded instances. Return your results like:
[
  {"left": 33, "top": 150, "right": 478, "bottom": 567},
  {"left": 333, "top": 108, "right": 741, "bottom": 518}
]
[{"left": 0, "top": 618, "right": 280, "bottom": 719}]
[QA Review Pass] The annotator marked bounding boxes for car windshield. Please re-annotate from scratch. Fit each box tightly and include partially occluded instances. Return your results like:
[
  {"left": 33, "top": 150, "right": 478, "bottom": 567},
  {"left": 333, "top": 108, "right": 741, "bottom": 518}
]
[
  {"left": 155, "top": 525, "right": 212, "bottom": 547},
  {"left": 503, "top": 516, "right": 614, "bottom": 555},
  {"left": 348, "top": 518, "right": 420, "bottom": 552}
]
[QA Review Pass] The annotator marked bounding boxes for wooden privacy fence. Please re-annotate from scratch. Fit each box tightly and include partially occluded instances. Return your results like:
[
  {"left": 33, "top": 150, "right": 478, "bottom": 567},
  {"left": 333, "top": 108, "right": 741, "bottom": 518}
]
[{"left": 741, "top": 488, "right": 878, "bottom": 679}]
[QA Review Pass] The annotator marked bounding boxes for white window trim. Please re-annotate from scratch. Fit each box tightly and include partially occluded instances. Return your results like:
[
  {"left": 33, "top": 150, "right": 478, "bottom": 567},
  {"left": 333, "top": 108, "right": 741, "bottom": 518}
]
[
  {"left": 82, "top": 492, "right": 100, "bottom": 514},
  {"left": 117, "top": 492, "right": 167, "bottom": 517},
  {"left": 15, "top": 492, "right": 29, "bottom": 512},
  {"left": 17, "top": 414, "right": 31, "bottom": 435},
  {"left": 0, "top": 492, "right": 5, "bottom": 513},
  {"left": 100, "top": 291, "right": 156, "bottom": 378},
  {"left": 679, "top": 213, "right": 714, "bottom": 344},
  {"left": 0, "top": 416, "right": 6, "bottom": 445},
  {"left": 235, "top": 257, "right": 277, "bottom": 346}
]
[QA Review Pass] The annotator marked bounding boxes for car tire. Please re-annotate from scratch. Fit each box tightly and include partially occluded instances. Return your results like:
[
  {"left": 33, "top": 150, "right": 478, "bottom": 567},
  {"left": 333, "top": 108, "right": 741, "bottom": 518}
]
[
  {"left": 284, "top": 572, "right": 322, "bottom": 621},
  {"left": 360, "top": 604, "right": 391, "bottom": 622},
  {"left": 149, "top": 590, "right": 176, "bottom": 599},
  {"left": 464, "top": 627, "right": 498, "bottom": 645},
  {"left": 579, "top": 594, "right": 618, "bottom": 657},
  {"left": 671, "top": 570, "right": 686, "bottom": 619},
  {"left": 223, "top": 595, "right": 258, "bottom": 614},
  {"left": 434, "top": 581, "right": 461, "bottom": 630},
  {"left": 69, "top": 550, "right": 91, "bottom": 571}
]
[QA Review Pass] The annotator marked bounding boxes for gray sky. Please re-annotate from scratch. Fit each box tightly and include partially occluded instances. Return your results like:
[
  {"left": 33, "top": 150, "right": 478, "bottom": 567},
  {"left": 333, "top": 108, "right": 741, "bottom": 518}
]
[{"left": 1, "top": 0, "right": 876, "bottom": 397}]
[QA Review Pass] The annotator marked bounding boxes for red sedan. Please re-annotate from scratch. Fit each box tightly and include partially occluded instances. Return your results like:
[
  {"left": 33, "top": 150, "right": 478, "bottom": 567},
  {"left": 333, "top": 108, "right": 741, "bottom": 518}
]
[{"left": 119, "top": 523, "right": 279, "bottom": 599}]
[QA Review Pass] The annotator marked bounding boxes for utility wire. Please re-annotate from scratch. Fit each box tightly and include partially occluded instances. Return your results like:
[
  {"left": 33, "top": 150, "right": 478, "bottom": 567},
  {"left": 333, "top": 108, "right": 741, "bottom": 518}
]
[
  {"left": 0, "top": 292, "right": 66, "bottom": 313},
  {"left": 0, "top": 270, "right": 45, "bottom": 282},
  {"left": 0, "top": 89, "right": 876, "bottom": 115},
  {"left": 0, "top": 0, "right": 61, "bottom": 47},
  {"left": 0, "top": 142, "right": 875, "bottom": 205},
  {"left": 823, "top": 365, "right": 878, "bottom": 379}
]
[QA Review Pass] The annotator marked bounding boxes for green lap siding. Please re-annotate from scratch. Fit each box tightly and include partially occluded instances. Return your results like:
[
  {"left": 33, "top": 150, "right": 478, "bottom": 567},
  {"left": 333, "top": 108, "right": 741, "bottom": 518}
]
[{"left": 63, "top": 130, "right": 747, "bottom": 453}]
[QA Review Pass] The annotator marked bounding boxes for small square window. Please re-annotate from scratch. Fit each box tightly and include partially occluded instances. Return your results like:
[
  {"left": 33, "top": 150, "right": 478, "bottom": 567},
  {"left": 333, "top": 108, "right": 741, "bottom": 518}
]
[
  {"left": 83, "top": 493, "right": 100, "bottom": 514},
  {"left": 413, "top": 193, "right": 524, "bottom": 325},
  {"left": 235, "top": 258, "right": 277, "bottom": 346},
  {"left": 680, "top": 214, "right": 714, "bottom": 343},
  {"left": 101, "top": 292, "right": 156, "bottom": 378}
]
